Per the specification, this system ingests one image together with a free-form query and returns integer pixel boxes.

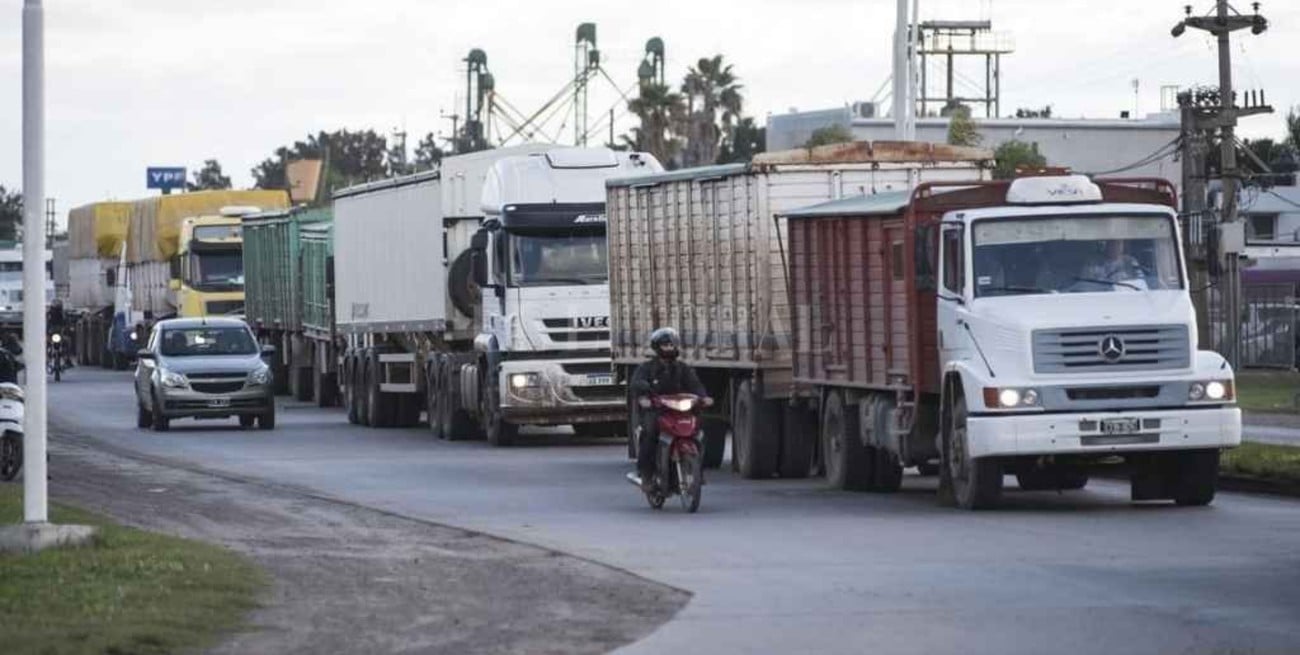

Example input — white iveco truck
[334,146,662,444]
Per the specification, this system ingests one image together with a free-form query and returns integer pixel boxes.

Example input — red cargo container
[783,176,1178,494]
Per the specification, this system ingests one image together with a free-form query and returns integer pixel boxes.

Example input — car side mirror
[261,344,276,356]
[137,349,154,360]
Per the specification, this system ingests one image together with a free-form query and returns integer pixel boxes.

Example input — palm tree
[627,83,687,168]
[681,55,744,167]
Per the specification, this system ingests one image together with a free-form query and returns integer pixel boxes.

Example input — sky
[2,0,1298,222]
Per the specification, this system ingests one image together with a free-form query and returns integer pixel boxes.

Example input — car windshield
[972,215,1182,298]
[160,327,257,357]
[508,233,608,286]
[191,251,244,290]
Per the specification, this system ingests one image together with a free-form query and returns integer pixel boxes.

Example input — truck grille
[206,300,244,316]
[572,385,623,402]
[1032,325,1189,373]
[563,362,613,375]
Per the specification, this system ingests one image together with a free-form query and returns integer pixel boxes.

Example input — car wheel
[151,389,170,432]
[239,415,256,429]
[258,406,276,430]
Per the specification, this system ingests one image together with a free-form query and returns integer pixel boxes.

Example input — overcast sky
[2,0,1298,219]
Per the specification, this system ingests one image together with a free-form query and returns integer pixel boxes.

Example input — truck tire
[1173,449,1220,506]
[778,405,816,479]
[821,391,872,491]
[448,250,480,319]
[944,395,1002,510]
[862,396,903,492]
[702,419,727,469]
[426,363,445,439]
[315,369,337,408]
[344,357,360,425]
[733,380,780,479]
[293,366,313,402]
[366,357,394,428]
[357,355,372,427]
[394,394,422,428]
[483,373,518,447]
[440,356,479,440]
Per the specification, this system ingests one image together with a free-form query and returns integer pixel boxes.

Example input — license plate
[207,398,231,409]
[585,374,613,386]
[1100,418,1140,435]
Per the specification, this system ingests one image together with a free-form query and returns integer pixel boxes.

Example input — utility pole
[22,0,48,525]
[1172,1,1271,369]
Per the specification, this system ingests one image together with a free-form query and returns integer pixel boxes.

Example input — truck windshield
[190,251,244,291]
[159,327,257,357]
[972,215,1182,298]
[508,233,608,286]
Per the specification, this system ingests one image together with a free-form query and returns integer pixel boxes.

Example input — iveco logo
[573,214,607,224]
[1098,335,1126,363]
[575,316,609,328]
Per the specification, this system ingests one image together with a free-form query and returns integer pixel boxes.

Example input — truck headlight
[983,387,1040,409]
[1190,380,1233,402]
[248,366,272,386]
[510,373,539,389]
[159,369,188,389]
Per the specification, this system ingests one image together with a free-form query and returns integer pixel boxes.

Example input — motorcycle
[0,382,24,482]
[47,332,67,382]
[625,393,707,513]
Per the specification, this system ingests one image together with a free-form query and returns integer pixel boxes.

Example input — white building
[766,106,1182,188]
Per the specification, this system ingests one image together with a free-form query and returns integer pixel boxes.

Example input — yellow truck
[69,189,289,368]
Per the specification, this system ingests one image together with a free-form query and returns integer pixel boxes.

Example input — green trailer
[242,207,335,403]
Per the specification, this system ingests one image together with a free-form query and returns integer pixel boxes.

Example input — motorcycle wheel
[645,487,665,510]
[678,451,703,513]
[1,434,21,482]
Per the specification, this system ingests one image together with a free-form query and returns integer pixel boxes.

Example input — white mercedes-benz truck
[335,146,662,445]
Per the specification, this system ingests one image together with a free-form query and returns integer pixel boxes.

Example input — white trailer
[334,146,662,444]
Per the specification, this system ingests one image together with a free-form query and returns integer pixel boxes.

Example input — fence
[1206,282,1299,369]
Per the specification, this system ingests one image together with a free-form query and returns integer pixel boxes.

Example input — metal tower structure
[638,37,665,88]
[916,20,1013,118]
[459,48,492,153]
[573,23,599,146]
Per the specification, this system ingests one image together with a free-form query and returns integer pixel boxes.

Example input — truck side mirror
[169,255,181,280]
[470,230,490,287]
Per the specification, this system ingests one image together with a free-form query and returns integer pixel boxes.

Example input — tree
[0,185,19,243]
[993,140,1047,179]
[803,124,853,148]
[252,129,391,194]
[1014,105,1053,119]
[626,82,687,168]
[413,132,445,172]
[945,103,982,147]
[718,116,766,163]
[1286,106,1300,151]
[186,159,232,191]
[680,55,744,167]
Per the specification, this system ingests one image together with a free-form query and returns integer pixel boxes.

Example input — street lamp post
[22,0,48,524]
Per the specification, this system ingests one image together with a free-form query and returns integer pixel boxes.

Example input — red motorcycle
[626,393,708,513]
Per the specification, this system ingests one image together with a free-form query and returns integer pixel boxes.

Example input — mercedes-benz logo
[1098,335,1126,363]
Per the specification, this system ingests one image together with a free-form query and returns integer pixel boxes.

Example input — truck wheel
[441,356,480,440]
[315,369,337,408]
[483,374,518,447]
[944,395,1002,509]
[872,448,904,492]
[426,363,445,439]
[778,405,816,479]
[821,391,872,491]
[366,358,393,428]
[293,366,313,402]
[344,358,360,425]
[732,380,779,479]
[357,356,373,426]
[702,419,727,469]
[1173,449,1220,506]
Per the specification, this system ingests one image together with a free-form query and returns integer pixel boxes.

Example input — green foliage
[804,124,853,149]
[186,159,232,191]
[993,140,1047,179]
[1234,371,1300,413]
[718,116,766,164]
[0,186,19,243]
[1287,106,1300,151]
[413,132,445,172]
[680,55,744,167]
[945,103,982,147]
[626,82,687,168]
[0,485,265,655]
[1221,442,1300,485]
[252,129,391,194]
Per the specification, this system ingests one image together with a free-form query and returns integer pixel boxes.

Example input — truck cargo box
[300,221,334,337]
[68,258,115,310]
[605,141,992,395]
[67,201,130,259]
[126,189,289,264]
[243,207,332,332]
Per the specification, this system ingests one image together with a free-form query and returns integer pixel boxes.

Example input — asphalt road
[49,368,1300,655]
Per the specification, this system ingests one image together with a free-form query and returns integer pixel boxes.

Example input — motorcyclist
[47,299,70,367]
[630,327,711,490]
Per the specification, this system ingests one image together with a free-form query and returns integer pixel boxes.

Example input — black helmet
[649,327,679,360]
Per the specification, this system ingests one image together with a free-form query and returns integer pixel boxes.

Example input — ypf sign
[146,167,187,192]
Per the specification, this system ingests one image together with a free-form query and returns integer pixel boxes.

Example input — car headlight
[159,369,188,389]
[1190,380,1233,402]
[248,366,272,386]
[983,387,1041,409]
[509,373,539,389]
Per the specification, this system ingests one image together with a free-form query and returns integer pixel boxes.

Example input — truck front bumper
[498,358,625,425]
[965,406,1241,459]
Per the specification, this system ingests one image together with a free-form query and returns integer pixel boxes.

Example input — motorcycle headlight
[159,369,188,389]
[248,366,272,386]
[50,333,62,344]
[129,331,139,341]
[662,397,694,412]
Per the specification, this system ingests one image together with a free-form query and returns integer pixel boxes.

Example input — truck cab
[936,175,1241,507]
[471,148,662,433]
[172,208,257,318]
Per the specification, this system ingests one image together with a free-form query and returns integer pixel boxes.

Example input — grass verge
[0,482,265,655]
[1222,442,1300,486]
[1235,371,1300,414]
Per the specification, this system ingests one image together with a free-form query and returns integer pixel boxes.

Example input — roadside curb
[1217,473,1300,499]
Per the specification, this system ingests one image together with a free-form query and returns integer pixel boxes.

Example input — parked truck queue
[70,140,1242,510]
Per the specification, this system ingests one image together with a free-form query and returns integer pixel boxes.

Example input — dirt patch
[44,434,688,655]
